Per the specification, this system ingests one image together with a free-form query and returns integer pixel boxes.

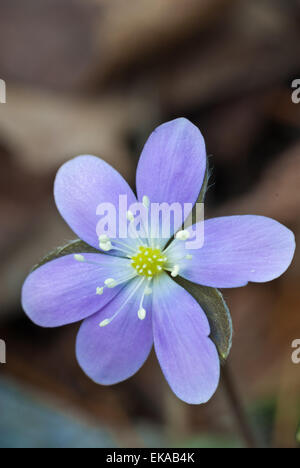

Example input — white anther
[142,195,150,209]
[74,254,85,262]
[104,278,117,288]
[138,308,146,320]
[148,270,152,276]
[186,254,193,260]
[96,287,104,295]
[157,265,162,271]
[99,234,110,242]
[100,241,112,251]
[175,230,190,241]
[144,287,152,295]
[99,319,111,327]
[171,265,180,277]
[126,210,135,222]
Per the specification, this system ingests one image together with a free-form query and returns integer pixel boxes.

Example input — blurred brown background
[0,0,300,448]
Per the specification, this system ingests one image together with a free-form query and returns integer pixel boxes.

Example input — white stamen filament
[141,194,154,247]
[127,212,148,247]
[96,271,138,299]
[99,277,145,327]
[99,235,137,257]
[74,255,104,267]
[137,279,152,320]
[111,239,136,253]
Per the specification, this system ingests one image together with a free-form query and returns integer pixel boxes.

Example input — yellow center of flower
[131,246,167,278]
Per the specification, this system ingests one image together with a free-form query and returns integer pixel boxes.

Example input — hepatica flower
[22,118,295,404]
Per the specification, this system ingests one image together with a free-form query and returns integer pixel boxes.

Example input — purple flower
[22,118,295,404]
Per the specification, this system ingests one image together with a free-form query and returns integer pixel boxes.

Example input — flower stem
[222,363,260,448]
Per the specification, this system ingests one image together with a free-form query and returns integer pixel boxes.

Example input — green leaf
[31,239,99,272]
[174,276,233,361]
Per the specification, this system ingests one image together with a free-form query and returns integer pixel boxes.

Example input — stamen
[142,195,150,209]
[175,230,190,241]
[137,279,152,320]
[171,264,180,277]
[99,241,112,251]
[73,256,105,268]
[112,240,137,254]
[99,278,145,327]
[96,287,104,295]
[99,234,137,256]
[99,319,111,327]
[138,195,152,246]
[127,213,148,246]
[138,308,146,320]
[99,234,110,242]
[74,254,85,262]
[104,278,118,288]
[126,210,135,222]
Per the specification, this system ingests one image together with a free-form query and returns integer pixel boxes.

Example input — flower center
[131,246,167,278]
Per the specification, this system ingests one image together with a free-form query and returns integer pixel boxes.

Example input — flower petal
[76,278,153,385]
[54,155,137,250]
[168,215,296,288]
[22,253,132,327]
[136,118,206,243]
[152,273,220,404]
